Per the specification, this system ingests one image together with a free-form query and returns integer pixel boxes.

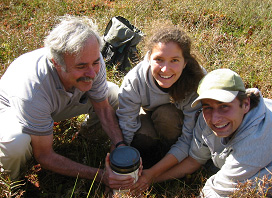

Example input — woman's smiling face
[150,42,187,88]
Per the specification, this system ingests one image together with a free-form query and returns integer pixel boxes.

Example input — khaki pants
[131,103,184,168]
[0,109,32,179]
[0,82,119,179]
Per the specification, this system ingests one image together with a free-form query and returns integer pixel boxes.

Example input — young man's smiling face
[55,37,101,92]
[201,97,250,138]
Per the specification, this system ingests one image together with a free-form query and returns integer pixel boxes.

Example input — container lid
[110,146,140,173]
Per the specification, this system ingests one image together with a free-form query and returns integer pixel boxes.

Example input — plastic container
[110,146,140,196]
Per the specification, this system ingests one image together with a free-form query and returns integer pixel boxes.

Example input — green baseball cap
[191,69,246,107]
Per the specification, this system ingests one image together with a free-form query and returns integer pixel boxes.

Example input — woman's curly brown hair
[146,22,205,102]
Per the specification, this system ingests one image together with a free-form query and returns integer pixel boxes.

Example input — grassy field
[0,0,271,197]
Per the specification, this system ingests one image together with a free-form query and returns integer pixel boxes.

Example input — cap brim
[191,90,239,108]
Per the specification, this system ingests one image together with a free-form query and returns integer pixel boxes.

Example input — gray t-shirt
[0,48,108,136]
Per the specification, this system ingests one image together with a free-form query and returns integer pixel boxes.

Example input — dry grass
[1,0,272,197]
[230,173,272,198]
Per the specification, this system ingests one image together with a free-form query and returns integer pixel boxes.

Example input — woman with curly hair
[116,22,206,168]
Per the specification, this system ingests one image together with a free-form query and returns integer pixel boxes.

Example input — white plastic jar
[110,146,140,196]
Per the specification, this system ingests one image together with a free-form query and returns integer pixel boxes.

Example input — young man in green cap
[132,68,272,197]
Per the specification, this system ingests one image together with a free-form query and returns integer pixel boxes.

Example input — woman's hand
[130,169,154,195]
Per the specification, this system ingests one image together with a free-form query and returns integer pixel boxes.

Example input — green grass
[1,0,272,197]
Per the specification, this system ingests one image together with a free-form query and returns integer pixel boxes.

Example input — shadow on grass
[23,119,110,198]
[2,117,214,198]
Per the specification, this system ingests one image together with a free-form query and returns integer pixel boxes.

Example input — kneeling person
[133,68,272,197]
[0,16,132,190]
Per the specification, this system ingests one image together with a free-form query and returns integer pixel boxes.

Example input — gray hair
[44,15,102,68]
